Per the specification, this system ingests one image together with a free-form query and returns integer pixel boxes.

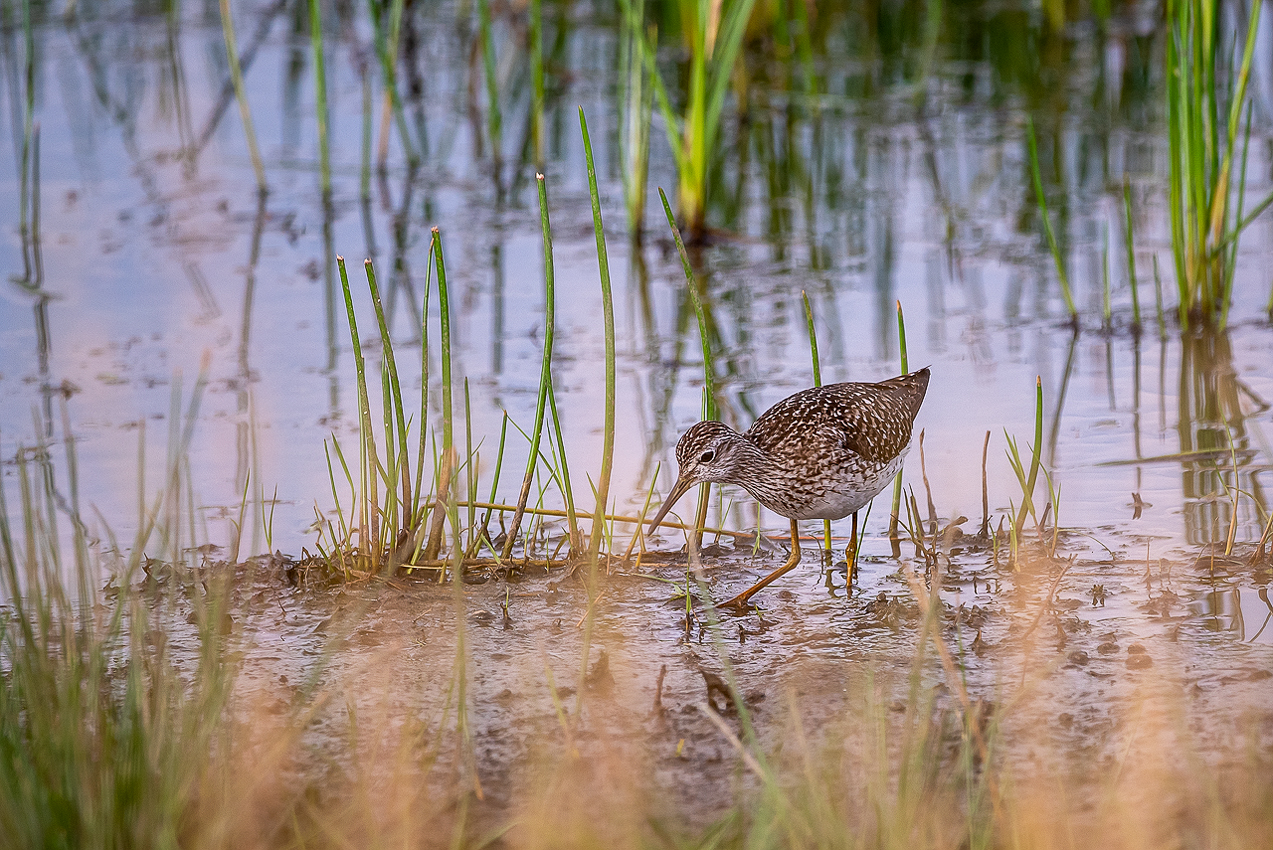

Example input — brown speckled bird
[648,367,930,611]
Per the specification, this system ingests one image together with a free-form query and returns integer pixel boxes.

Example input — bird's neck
[724,436,790,512]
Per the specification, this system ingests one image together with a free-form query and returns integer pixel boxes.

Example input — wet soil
[153,524,1273,839]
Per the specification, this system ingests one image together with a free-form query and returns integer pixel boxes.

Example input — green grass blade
[580,108,616,573]
[365,259,412,538]
[658,187,715,418]
[337,256,378,560]
[504,174,558,561]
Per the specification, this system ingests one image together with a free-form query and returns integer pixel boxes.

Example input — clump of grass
[1166,0,1267,327]
[0,380,236,848]
[638,0,759,241]
[1004,376,1062,565]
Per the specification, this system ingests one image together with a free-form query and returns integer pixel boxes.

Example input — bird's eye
[699,449,715,464]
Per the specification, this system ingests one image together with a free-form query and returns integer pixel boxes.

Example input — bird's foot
[717,591,759,615]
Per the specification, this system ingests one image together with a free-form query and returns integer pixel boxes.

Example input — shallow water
[2,0,1273,832]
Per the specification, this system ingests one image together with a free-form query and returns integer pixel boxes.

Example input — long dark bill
[646,474,697,533]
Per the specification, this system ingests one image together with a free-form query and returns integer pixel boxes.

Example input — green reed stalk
[1123,180,1141,334]
[1220,103,1255,330]
[504,175,558,561]
[642,0,758,239]
[530,0,545,165]
[307,0,331,197]
[432,229,455,553]
[659,188,716,415]
[16,0,32,280]
[480,412,509,550]
[365,260,412,540]
[464,379,477,554]
[889,301,909,547]
[1026,117,1078,325]
[413,240,435,521]
[218,0,266,193]
[29,123,41,285]
[581,109,616,573]
[546,377,580,551]
[1007,377,1045,534]
[478,0,502,161]
[337,256,378,563]
[802,291,832,556]
[660,187,714,547]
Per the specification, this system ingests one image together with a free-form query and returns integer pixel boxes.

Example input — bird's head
[647,421,747,532]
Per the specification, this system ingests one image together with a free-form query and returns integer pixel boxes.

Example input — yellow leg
[847,511,859,585]
[721,519,802,613]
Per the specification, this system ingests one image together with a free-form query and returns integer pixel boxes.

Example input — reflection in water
[0,1,1271,574]
[233,190,269,562]
[1177,330,1268,546]
[1189,584,1246,638]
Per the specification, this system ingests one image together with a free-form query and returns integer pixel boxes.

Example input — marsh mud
[141,516,1273,838]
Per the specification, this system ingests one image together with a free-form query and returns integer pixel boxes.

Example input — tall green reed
[580,108,616,576]
[889,301,909,551]
[660,187,716,547]
[432,226,457,557]
[333,256,381,570]
[530,0,546,166]
[504,173,559,561]
[802,291,832,558]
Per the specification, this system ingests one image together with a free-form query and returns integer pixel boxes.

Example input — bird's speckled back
[745,367,930,466]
